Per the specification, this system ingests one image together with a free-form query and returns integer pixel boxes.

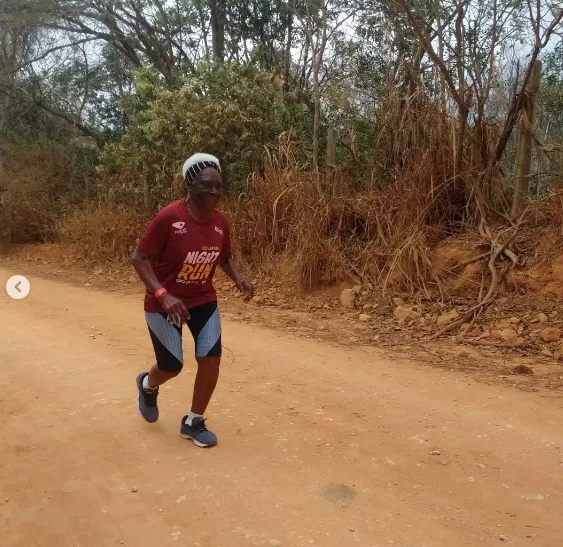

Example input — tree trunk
[511,60,541,219]
[284,1,294,88]
[311,8,328,172]
[209,0,225,62]
[453,0,466,194]
[436,11,446,111]
[326,127,336,190]
[312,60,320,171]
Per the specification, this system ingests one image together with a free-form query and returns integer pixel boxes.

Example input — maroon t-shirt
[137,199,232,312]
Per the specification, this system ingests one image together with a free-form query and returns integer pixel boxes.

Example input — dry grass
[58,204,149,265]
[0,183,59,243]
[514,188,563,266]
[49,97,534,296]
[220,92,529,295]
[0,143,87,243]
[5,89,562,301]
[226,112,487,295]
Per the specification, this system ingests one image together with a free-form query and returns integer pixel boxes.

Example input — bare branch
[389,0,465,107]
[495,8,563,162]
[1,38,96,75]
[36,97,105,146]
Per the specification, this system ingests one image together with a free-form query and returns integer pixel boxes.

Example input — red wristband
[154,288,167,298]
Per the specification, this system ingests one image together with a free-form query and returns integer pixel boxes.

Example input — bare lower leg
[191,356,220,415]
[147,364,180,388]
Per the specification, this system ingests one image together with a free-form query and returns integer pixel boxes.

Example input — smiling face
[189,167,224,212]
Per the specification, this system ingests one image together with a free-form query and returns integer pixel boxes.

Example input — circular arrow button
[6,275,31,300]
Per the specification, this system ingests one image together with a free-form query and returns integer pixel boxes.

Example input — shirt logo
[176,249,221,285]
[172,221,187,234]
[214,226,223,236]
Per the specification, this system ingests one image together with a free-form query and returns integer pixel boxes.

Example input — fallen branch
[458,339,529,348]
[449,252,489,271]
[524,109,563,155]
[348,263,372,288]
[431,211,527,340]
[503,248,518,265]
[431,316,466,339]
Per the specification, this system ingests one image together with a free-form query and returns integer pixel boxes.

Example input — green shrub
[97,63,312,209]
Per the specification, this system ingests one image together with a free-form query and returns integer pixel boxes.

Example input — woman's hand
[158,292,191,324]
[236,279,254,300]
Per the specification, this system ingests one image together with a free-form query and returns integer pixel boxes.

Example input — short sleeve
[221,216,232,257]
[137,210,169,258]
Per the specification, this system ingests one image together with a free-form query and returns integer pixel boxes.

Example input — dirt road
[0,265,562,547]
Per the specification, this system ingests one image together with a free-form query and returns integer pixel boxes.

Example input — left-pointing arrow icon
[6,275,30,300]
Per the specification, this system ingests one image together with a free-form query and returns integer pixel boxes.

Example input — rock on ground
[540,327,561,343]
[491,328,518,343]
[340,289,356,309]
[436,309,459,328]
[393,306,419,324]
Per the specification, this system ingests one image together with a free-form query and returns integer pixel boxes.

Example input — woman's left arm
[219,253,254,299]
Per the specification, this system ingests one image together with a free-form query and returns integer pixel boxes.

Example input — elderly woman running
[132,153,253,447]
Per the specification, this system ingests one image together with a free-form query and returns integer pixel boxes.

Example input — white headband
[182,153,221,186]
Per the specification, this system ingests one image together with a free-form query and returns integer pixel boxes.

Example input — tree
[98,63,298,208]
[288,0,361,169]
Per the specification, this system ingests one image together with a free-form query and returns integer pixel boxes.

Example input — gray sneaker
[179,416,217,447]
[136,372,159,423]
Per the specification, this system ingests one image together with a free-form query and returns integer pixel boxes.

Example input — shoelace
[143,388,158,406]
[192,419,208,432]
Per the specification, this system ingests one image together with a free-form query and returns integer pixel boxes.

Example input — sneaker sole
[179,432,217,448]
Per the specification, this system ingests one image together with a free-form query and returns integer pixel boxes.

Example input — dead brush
[58,204,149,264]
[512,188,563,267]
[0,184,59,243]
[225,130,458,294]
[0,143,83,243]
[529,188,563,236]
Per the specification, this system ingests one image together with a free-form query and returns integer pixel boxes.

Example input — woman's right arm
[131,246,166,295]
[132,246,191,324]
[131,234,191,324]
